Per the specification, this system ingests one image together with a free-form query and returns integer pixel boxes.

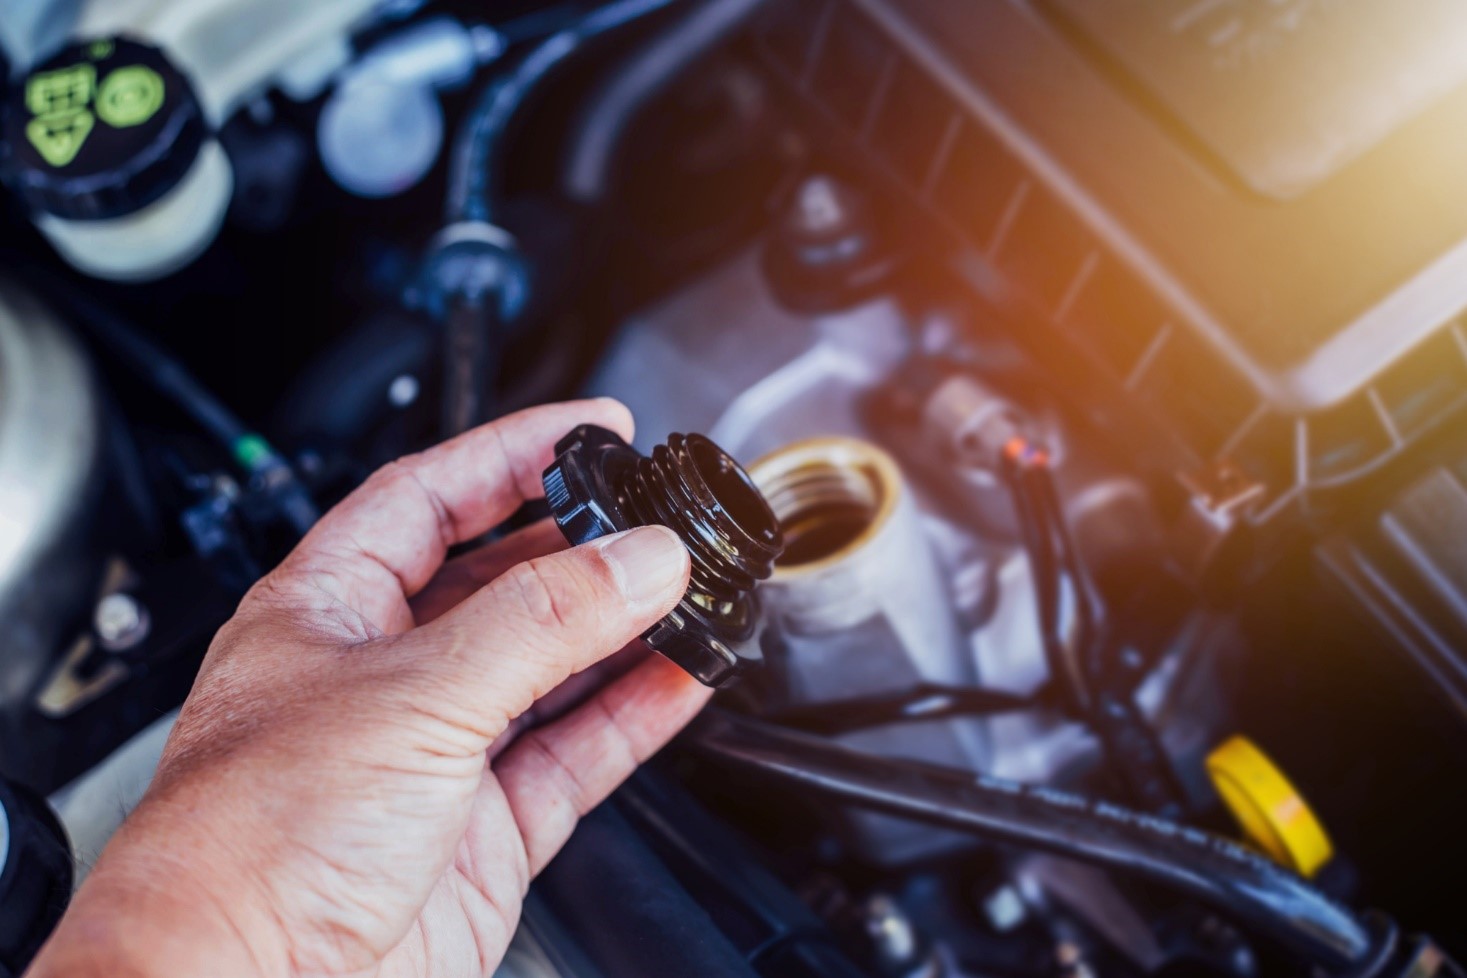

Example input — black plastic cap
[543,425,783,687]
[1,37,206,221]
[543,425,627,547]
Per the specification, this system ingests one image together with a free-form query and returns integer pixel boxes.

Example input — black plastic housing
[751,0,1467,521]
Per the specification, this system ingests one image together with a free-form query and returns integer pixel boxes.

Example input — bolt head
[791,175,851,235]
[387,374,420,407]
[94,593,150,651]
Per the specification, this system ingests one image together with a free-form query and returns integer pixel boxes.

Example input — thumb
[413,524,691,734]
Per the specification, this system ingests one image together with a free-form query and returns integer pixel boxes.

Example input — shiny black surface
[692,709,1382,973]
[544,424,783,685]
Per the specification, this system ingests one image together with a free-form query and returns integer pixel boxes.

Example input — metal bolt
[862,894,919,966]
[980,885,1027,933]
[792,175,849,235]
[94,593,150,652]
[388,373,420,407]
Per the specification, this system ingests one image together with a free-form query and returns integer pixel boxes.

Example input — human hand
[29,399,709,978]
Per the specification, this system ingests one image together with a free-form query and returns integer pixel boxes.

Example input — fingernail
[601,525,689,603]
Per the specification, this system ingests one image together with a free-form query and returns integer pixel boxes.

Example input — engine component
[752,0,1467,524]
[761,174,898,314]
[691,709,1391,977]
[318,16,505,199]
[319,79,443,201]
[419,221,529,437]
[560,0,771,206]
[750,438,956,644]
[425,0,681,435]
[587,248,912,461]
[443,0,683,229]
[91,593,150,655]
[531,769,873,978]
[544,425,784,686]
[0,37,231,282]
[70,0,379,117]
[1320,460,1467,721]
[747,436,987,862]
[0,280,102,737]
[1206,735,1334,881]
[43,285,318,535]
[0,775,73,977]
[587,239,1237,796]
[1,0,388,280]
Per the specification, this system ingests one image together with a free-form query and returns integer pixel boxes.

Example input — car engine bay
[0,0,1465,975]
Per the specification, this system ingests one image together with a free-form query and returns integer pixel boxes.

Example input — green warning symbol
[24,63,98,167]
[96,66,165,128]
[25,63,96,117]
[26,111,96,167]
[19,58,166,167]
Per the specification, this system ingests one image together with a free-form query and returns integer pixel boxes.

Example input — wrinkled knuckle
[367,457,416,495]
[520,730,592,813]
[500,559,582,635]
[239,569,293,613]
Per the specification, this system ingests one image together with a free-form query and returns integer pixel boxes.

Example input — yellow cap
[1206,735,1333,878]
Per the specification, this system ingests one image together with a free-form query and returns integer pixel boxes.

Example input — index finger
[259,398,633,635]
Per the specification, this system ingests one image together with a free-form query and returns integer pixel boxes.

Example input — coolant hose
[444,0,684,226]
[561,0,769,204]
[689,709,1384,974]
[440,295,501,437]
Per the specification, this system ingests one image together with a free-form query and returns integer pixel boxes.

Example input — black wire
[444,0,685,226]
[1005,451,1095,714]
[58,288,250,449]
[689,709,1383,975]
[1001,441,1187,814]
[1030,461,1104,673]
[39,281,319,535]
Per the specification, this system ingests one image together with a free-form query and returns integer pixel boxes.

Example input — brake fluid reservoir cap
[2,37,205,221]
[1206,735,1334,879]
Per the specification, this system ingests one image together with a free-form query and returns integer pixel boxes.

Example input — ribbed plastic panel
[751,0,1467,524]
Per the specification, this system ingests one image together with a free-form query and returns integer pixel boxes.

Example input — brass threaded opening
[747,438,901,574]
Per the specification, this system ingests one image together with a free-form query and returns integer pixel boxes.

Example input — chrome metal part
[0,281,102,721]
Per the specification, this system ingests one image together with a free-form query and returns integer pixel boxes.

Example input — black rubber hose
[1009,464,1086,713]
[561,0,769,204]
[59,290,249,448]
[444,0,684,226]
[689,709,1380,974]
[42,284,319,534]
[440,295,501,437]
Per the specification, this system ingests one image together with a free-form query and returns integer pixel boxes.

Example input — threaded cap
[543,425,783,686]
